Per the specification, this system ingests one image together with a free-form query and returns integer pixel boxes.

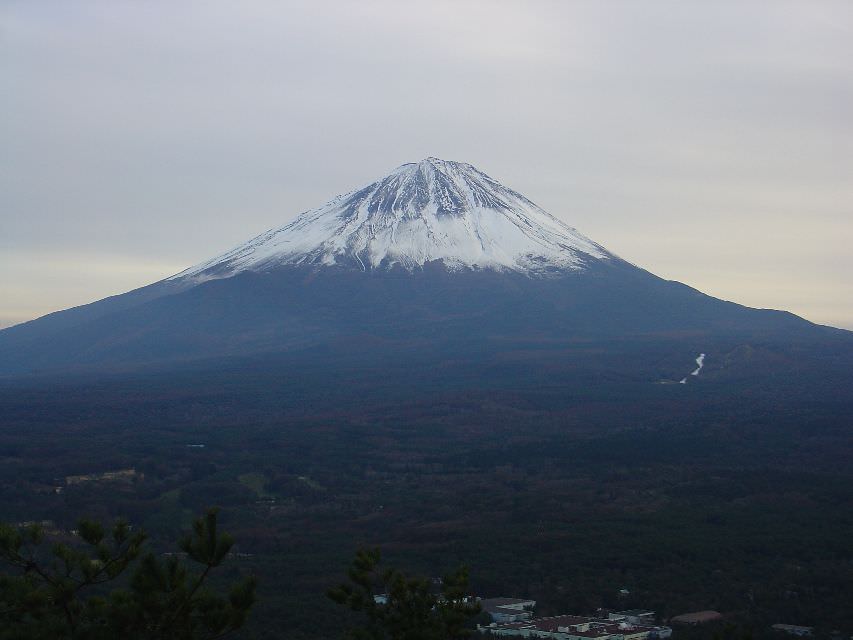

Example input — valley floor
[1,343,851,639]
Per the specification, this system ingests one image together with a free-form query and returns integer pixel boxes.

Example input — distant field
[1,344,851,639]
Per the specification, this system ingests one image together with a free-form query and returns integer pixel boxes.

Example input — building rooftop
[490,614,661,637]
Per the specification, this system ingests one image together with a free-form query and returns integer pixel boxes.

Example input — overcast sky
[2,0,852,329]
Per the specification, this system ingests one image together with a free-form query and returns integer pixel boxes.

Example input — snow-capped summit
[171,158,614,281]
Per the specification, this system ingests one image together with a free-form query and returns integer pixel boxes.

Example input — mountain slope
[0,158,846,375]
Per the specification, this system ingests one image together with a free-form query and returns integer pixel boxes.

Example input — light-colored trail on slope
[679,353,706,384]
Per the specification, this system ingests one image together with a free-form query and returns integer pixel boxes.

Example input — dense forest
[1,338,851,638]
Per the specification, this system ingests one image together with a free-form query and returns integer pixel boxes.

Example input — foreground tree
[0,508,256,640]
[328,548,480,640]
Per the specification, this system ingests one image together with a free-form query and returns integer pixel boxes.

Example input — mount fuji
[0,158,847,375]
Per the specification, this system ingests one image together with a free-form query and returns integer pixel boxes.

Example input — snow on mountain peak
[171,158,615,281]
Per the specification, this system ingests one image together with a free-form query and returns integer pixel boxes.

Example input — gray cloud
[2,0,852,328]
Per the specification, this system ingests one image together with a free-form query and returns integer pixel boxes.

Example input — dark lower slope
[0,278,190,358]
[0,260,846,375]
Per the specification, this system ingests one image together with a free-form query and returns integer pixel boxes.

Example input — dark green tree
[0,508,255,640]
[328,548,480,640]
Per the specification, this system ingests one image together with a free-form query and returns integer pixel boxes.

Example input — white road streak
[679,353,706,384]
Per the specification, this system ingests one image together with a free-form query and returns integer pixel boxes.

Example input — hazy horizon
[3,1,852,330]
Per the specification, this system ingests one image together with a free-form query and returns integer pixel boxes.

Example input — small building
[610,611,656,626]
[480,613,670,640]
[480,598,537,623]
[772,624,814,637]
[670,611,722,625]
